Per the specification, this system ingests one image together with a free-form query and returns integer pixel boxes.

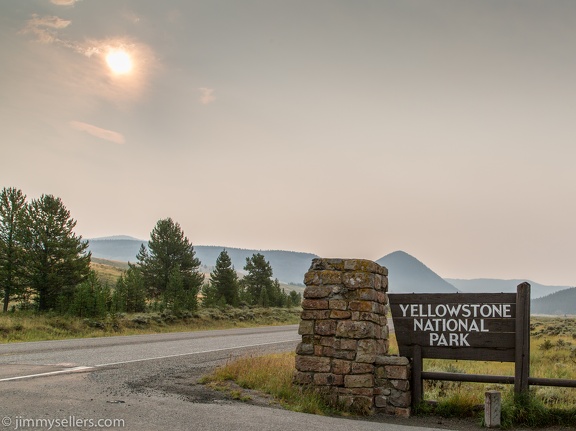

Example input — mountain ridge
[446,278,570,299]
[87,237,573,313]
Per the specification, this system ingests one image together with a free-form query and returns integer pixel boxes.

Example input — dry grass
[203,316,576,427]
[0,307,301,343]
[408,316,576,411]
[202,352,335,415]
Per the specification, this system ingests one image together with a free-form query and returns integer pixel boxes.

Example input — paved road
[0,325,301,381]
[0,325,451,431]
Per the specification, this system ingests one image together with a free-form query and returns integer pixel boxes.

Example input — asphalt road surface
[0,325,452,431]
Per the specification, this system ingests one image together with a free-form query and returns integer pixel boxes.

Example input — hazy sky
[2,1,575,285]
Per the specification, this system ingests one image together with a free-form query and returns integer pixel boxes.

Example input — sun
[106,49,133,75]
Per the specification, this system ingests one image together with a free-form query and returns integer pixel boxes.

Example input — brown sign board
[389,293,517,362]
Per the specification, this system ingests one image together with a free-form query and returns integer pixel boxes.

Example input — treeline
[0,187,301,317]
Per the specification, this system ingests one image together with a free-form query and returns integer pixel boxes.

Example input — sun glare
[106,49,133,75]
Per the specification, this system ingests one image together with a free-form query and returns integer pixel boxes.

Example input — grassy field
[90,258,129,285]
[0,307,301,343]
[203,316,576,428]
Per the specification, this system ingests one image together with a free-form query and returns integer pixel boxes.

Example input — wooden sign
[389,292,517,362]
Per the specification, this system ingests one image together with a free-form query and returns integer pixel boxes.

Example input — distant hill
[193,246,318,285]
[90,257,129,286]
[88,237,317,285]
[446,278,570,299]
[88,238,146,262]
[532,287,576,315]
[376,251,459,293]
[88,237,454,289]
[89,237,568,302]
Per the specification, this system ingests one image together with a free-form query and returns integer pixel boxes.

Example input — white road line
[94,339,299,367]
[0,339,299,382]
[0,366,93,382]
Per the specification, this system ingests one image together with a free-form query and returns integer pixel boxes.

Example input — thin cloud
[199,87,216,105]
[70,121,125,144]
[51,0,79,5]
[21,14,71,44]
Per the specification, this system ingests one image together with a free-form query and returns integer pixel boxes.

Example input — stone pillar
[294,258,390,414]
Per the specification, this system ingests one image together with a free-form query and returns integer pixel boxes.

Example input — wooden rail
[421,371,576,388]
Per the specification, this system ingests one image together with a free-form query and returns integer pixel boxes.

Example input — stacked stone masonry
[294,258,411,416]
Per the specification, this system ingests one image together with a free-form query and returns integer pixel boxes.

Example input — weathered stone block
[343,259,385,275]
[303,271,321,286]
[339,338,358,351]
[378,356,410,366]
[351,311,381,324]
[373,386,392,396]
[304,285,333,299]
[337,388,374,397]
[304,270,343,286]
[328,299,347,310]
[293,371,313,385]
[355,289,379,301]
[376,340,388,356]
[296,342,314,355]
[301,299,329,310]
[342,272,375,289]
[319,336,336,347]
[295,355,331,373]
[356,339,378,363]
[389,390,411,408]
[390,379,410,391]
[322,346,336,357]
[315,319,336,336]
[298,320,314,335]
[336,321,377,339]
[344,374,374,388]
[381,276,389,290]
[314,373,341,386]
[385,365,410,380]
[377,292,388,304]
[374,395,388,408]
[301,310,331,320]
[348,301,374,312]
[351,362,374,374]
[310,258,345,272]
[332,350,356,360]
[332,359,351,375]
[330,310,352,319]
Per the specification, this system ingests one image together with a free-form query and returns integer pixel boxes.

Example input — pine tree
[0,187,27,312]
[200,281,219,307]
[123,266,147,312]
[241,253,274,307]
[67,271,110,318]
[23,195,91,311]
[289,290,302,307]
[112,266,146,313]
[135,218,202,309]
[209,249,239,307]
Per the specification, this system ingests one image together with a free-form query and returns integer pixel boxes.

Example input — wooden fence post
[514,282,530,395]
[412,344,423,407]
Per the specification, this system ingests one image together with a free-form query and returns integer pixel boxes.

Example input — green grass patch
[0,307,301,343]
